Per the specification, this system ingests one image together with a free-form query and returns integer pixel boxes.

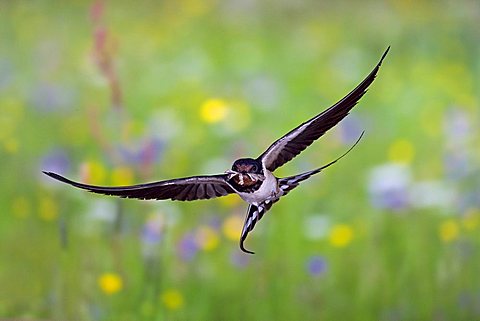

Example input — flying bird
[44,47,389,254]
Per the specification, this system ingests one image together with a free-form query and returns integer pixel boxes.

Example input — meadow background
[1,0,480,320]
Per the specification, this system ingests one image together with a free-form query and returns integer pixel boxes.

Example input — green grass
[1,0,480,320]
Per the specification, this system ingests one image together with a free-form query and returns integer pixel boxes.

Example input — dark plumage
[43,172,235,201]
[44,47,390,254]
[258,46,390,172]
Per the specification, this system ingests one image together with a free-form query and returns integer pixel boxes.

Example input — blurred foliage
[1,0,480,320]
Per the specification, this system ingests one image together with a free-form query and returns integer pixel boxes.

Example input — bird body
[44,47,390,254]
[233,166,280,205]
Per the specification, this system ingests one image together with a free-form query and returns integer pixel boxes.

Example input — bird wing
[258,47,389,172]
[240,133,364,254]
[43,171,236,201]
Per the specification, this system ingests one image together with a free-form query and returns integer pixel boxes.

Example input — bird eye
[252,165,257,172]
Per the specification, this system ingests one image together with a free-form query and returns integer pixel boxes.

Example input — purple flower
[30,83,75,113]
[141,215,164,245]
[207,216,222,231]
[339,115,364,144]
[230,251,250,268]
[444,149,470,180]
[377,189,409,210]
[457,290,480,315]
[118,137,164,166]
[443,107,471,144]
[41,149,71,175]
[368,164,411,211]
[141,214,165,260]
[458,292,472,310]
[0,57,13,91]
[307,256,327,276]
[139,138,164,165]
[443,107,472,180]
[177,232,198,262]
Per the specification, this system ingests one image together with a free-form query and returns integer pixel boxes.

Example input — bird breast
[231,173,264,187]
[236,170,280,204]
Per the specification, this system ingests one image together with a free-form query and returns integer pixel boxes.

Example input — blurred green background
[1,0,480,320]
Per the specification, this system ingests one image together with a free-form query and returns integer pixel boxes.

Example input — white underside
[237,169,282,205]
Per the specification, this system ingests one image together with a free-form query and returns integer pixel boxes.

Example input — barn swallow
[44,47,389,254]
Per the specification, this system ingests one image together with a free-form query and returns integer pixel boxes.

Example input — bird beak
[224,169,237,179]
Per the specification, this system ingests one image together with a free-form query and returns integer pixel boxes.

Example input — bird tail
[278,131,364,193]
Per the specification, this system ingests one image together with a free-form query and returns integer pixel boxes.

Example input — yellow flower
[388,139,415,164]
[420,110,441,137]
[81,160,106,185]
[439,220,459,242]
[195,226,219,251]
[11,196,30,219]
[4,138,19,154]
[98,273,123,295]
[219,194,241,208]
[182,0,210,16]
[0,98,23,142]
[39,197,58,221]
[111,166,134,186]
[329,224,354,247]
[462,209,480,231]
[222,215,243,241]
[200,98,229,123]
[161,289,184,310]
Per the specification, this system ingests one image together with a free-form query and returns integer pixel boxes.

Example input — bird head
[229,158,263,175]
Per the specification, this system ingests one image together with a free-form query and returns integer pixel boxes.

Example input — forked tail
[278,131,365,193]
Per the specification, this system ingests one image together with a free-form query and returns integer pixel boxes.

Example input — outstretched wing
[258,47,389,172]
[240,133,364,253]
[43,171,236,201]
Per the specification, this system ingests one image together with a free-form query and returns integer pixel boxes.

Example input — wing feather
[258,47,389,172]
[43,171,235,201]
